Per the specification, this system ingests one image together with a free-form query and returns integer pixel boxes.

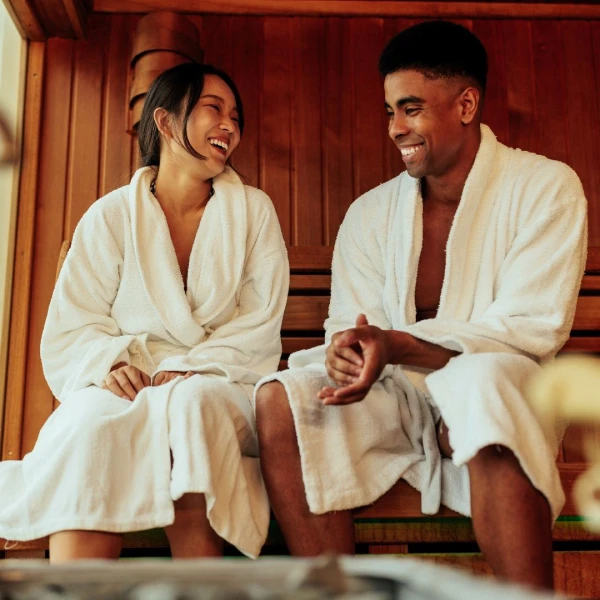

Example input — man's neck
[422,125,481,205]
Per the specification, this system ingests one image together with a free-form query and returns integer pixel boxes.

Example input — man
[255,21,587,591]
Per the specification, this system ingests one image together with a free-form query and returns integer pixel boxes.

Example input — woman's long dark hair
[138,63,245,167]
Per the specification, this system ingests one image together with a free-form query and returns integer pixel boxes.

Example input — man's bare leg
[49,531,122,563]
[256,382,355,555]
[164,493,223,558]
[439,422,553,590]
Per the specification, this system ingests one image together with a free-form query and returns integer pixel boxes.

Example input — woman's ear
[153,107,172,138]
[459,86,480,125]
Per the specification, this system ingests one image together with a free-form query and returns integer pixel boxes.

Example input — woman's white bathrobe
[259,125,587,521]
[0,166,289,558]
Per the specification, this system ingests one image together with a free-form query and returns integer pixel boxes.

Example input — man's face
[384,69,472,180]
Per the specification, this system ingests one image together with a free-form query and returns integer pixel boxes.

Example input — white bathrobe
[259,125,587,521]
[0,166,289,558]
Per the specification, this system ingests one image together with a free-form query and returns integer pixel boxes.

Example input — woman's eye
[208,104,220,111]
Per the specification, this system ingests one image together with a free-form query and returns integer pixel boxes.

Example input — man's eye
[386,112,394,119]
[406,108,420,116]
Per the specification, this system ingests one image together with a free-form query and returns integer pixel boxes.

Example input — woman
[0,63,289,561]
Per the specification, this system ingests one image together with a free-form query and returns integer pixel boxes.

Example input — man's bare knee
[255,381,295,446]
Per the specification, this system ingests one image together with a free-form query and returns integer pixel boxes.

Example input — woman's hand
[153,371,195,386]
[102,362,151,401]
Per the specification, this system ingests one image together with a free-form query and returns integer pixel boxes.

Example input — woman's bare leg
[49,531,122,563]
[164,493,223,558]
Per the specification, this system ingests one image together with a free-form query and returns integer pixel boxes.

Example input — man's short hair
[378,21,488,93]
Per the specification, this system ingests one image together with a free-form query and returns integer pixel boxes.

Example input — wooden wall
[4,13,600,458]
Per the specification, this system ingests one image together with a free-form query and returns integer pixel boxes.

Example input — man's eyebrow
[384,95,426,109]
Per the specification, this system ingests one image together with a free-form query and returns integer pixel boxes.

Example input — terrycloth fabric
[258,125,587,520]
[0,166,289,558]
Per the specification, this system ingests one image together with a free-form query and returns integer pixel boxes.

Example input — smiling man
[255,21,587,590]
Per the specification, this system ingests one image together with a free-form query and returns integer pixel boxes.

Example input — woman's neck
[151,157,214,218]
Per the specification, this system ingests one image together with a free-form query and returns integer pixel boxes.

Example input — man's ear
[153,107,172,138]
[459,86,480,125]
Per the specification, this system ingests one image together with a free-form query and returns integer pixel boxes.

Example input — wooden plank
[290,274,331,291]
[473,20,509,146]
[581,275,600,292]
[351,17,386,199]
[20,38,74,457]
[230,16,261,188]
[531,20,568,164]
[288,246,333,272]
[261,17,292,244]
[587,248,600,273]
[322,18,355,245]
[291,17,324,247]
[92,1,600,20]
[2,42,45,461]
[503,20,537,154]
[282,295,330,330]
[282,337,324,354]
[3,0,46,40]
[64,14,107,236]
[99,14,136,197]
[562,21,600,249]
[572,296,600,331]
[560,337,600,354]
[201,15,233,73]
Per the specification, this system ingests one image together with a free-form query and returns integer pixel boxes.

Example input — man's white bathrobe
[259,125,587,521]
[0,166,289,558]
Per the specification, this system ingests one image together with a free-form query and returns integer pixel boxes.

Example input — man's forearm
[386,330,460,370]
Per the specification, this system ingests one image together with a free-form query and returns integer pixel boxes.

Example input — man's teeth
[400,145,422,156]
[209,139,228,151]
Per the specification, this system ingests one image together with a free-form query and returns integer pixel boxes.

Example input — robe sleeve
[153,198,289,383]
[408,182,588,362]
[40,199,137,400]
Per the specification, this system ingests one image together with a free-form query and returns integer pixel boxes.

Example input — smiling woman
[0,62,289,562]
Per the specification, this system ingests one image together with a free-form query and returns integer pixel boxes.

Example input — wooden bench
[3,245,600,595]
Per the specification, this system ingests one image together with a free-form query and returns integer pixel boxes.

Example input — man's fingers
[140,371,151,387]
[355,313,369,327]
[335,346,363,367]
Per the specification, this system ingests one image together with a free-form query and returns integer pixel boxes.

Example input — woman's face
[166,74,242,178]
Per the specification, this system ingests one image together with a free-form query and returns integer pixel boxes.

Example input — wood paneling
[6,14,600,460]
[92,1,600,20]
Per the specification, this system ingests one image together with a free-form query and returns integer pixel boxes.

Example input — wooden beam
[3,0,89,39]
[2,0,46,41]
[93,0,600,20]
[2,42,45,460]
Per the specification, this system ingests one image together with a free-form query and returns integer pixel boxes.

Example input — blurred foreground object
[0,106,16,166]
[0,556,559,600]
[528,355,600,531]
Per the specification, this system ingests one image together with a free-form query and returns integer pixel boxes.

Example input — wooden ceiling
[3,0,600,40]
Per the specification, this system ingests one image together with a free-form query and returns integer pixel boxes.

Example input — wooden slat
[290,274,331,291]
[504,20,537,155]
[351,18,386,199]
[21,38,74,457]
[572,296,600,331]
[292,17,324,246]
[2,42,46,461]
[99,14,136,197]
[562,21,600,249]
[282,337,324,354]
[560,337,600,354]
[288,246,333,272]
[581,275,600,292]
[282,295,330,330]
[323,18,355,245]
[3,0,46,40]
[473,20,509,146]
[587,248,600,273]
[261,17,292,244]
[229,16,261,188]
[93,1,600,20]
[531,20,568,164]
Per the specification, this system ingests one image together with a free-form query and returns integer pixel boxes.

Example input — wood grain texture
[92,1,600,20]
[2,42,46,461]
